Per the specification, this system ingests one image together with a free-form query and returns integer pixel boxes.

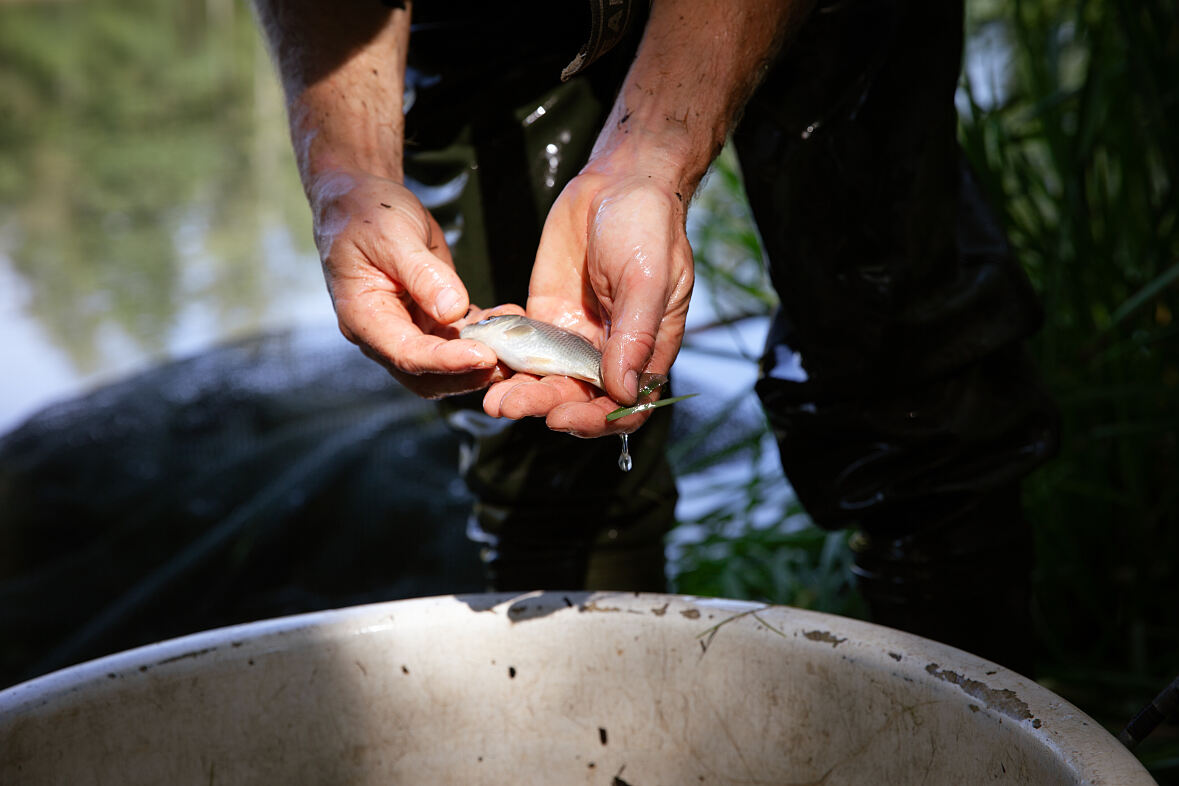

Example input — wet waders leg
[734,0,1059,673]
[445,403,677,593]
[850,484,1037,675]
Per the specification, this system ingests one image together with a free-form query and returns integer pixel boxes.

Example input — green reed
[960,0,1178,773]
[673,1,1178,774]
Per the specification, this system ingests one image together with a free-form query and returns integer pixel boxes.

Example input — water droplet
[617,433,633,472]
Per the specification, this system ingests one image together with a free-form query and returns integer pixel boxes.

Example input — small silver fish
[460,314,603,388]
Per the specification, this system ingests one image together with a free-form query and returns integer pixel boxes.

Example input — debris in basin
[925,663,1038,726]
[803,630,847,647]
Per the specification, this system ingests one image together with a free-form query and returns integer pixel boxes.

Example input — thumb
[381,222,469,324]
[600,292,660,405]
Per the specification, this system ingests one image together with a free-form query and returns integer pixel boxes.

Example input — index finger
[546,397,654,437]
[367,217,471,325]
[333,284,498,375]
[483,374,597,419]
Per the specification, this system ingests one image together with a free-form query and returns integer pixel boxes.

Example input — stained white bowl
[0,592,1156,785]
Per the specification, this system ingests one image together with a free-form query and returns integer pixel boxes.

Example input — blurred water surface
[0,0,332,434]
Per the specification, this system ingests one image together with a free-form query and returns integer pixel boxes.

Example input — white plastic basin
[0,592,1156,784]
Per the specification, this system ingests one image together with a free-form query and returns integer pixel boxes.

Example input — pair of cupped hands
[310,160,694,438]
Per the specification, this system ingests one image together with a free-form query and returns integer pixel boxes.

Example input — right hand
[479,155,694,438]
[308,169,521,398]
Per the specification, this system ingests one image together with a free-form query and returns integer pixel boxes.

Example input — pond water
[0,0,335,434]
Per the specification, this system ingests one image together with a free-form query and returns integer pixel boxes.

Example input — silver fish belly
[460,315,603,388]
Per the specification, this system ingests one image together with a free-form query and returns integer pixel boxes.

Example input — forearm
[252,0,410,189]
[590,0,811,197]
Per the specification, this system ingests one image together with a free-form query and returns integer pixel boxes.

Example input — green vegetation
[674,0,1178,778]
[962,0,1178,775]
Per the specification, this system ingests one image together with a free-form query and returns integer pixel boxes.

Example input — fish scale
[460,314,685,473]
[460,315,603,388]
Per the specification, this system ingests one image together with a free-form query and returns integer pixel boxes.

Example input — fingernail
[434,287,460,319]
[624,369,638,402]
[470,345,495,367]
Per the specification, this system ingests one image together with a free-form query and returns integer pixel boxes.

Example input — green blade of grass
[1105,261,1179,331]
[606,393,698,422]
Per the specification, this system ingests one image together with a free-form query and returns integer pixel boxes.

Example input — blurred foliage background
[0,0,1175,780]
[963,0,1178,776]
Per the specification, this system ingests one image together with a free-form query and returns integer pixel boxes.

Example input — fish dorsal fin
[505,324,535,339]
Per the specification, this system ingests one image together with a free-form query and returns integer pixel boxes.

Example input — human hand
[309,169,523,398]
[481,160,694,438]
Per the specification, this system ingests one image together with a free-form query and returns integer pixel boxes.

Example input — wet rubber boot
[850,483,1037,676]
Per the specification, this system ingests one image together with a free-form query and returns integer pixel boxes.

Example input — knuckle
[335,316,361,347]
[404,255,445,297]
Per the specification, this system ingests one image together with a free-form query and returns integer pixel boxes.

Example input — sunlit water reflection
[0,1,333,433]
[0,237,334,435]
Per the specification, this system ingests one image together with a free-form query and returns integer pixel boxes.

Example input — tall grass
[673,0,1178,775]
[961,0,1177,675]
[960,0,1178,775]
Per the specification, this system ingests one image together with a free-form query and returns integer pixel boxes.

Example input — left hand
[309,169,523,399]
[480,157,694,438]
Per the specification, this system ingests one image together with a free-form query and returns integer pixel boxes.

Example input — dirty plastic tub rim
[0,592,1157,785]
